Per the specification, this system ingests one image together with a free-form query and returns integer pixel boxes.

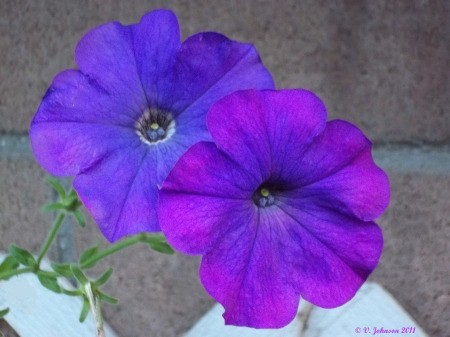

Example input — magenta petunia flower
[30,10,274,241]
[159,89,390,328]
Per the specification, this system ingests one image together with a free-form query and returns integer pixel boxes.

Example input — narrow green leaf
[81,258,98,270]
[46,176,66,198]
[38,274,62,294]
[139,234,160,244]
[92,268,113,288]
[149,241,174,254]
[79,298,90,323]
[70,264,88,285]
[62,288,83,297]
[41,202,66,213]
[97,291,119,305]
[68,189,77,198]
[79,245,100,265]
[0,307,9,318]
[146,236,175,255]
[8,245,36,267]
[51,262,73,277]
[0,256,20,274]
[72,209,86,228]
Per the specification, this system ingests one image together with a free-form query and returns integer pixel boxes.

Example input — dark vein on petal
[129,24,154,112]
[225,207,261,317]
[111,147,149,240]
[215,146,263,188]
[163,190,250,201]
[295,142,371,190]
[275,204,366,279]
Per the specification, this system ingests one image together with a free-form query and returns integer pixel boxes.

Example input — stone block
[372,171,450,337]
[1,0,448,143]
[0,157,51,253]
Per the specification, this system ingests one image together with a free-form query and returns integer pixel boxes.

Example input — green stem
[0,266,60,281]
[37,212,65,266]
[81,233,148,268]
[0,267,33,280]
[85,283,106,337]
[36,269,59,278]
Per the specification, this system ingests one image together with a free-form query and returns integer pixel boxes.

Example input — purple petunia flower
[29,10,274,241]
[159,89,390,328]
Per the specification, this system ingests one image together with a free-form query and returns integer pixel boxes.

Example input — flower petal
[170,33,275,145]
[73,145,159,241]
[283,120,390,221]
[30,70,139,176]
[199,208,301,328]
[162,142,258,198]
[273,202,383,308]
[172,33,274,113]
[159,142,258,253]
[206,90,327,182]
[75,20,148,115]
[131,10,181,107]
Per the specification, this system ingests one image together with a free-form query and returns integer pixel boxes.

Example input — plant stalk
[80,233,148,268]
[0,267,33,280]
[85,282,106,337]
[37,212,66,266]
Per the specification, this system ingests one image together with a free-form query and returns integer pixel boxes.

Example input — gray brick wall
[1,1,449,336]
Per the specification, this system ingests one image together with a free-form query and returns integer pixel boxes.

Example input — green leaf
[0,307,9,318]
[63,190,82,212]
[46,176,66,199]
[146,236,175,255]
[97,291,119,305]
[0,256,20,274]
[79,244,100,265]
[68,189,77,198]
[62,288,83,297]
[37,274,62,294]
[81,258,98,270]
[41,202,66,213]
[62,196,79,210]
[70,264,88,285]
[79,298,90,323]
[92,268,113,288]
[8,245,36,267]
[51,262,73,278]
[72,209,86,228]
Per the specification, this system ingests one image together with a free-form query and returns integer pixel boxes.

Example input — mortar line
[0,133,449,174]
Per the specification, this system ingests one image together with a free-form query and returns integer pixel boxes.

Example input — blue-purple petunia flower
[159,89,390,328]
[29,10,274,241]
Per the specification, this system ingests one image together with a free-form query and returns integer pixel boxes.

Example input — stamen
[260,188,270,197]
[253,187,275,208]
[135,108,176,145]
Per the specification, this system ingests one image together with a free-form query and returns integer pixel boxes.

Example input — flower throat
[136,108,175,145]
[253,187,275,208]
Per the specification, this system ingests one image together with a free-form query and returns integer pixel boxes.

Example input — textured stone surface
[1,0,449,143]
[372,172,450,337]
[0,157,51,254]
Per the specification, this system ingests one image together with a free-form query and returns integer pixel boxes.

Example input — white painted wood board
[0,254,119,337]
[185,282,429,337]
